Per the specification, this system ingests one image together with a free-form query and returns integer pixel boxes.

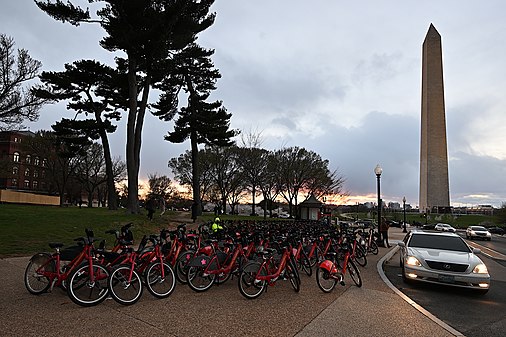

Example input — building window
[13,152,20,162]
[25,168,30,177]
[34,157,40,166]
[33,181,38,189]
[26,155,31,164]
[12,166,18,175]
[11,178,17,187]
[24,180,30,188]
[40,181,46,189]
[42,158,48,167]
[14,137,20,143]
[41,170,46,178]
[33,170,39,178]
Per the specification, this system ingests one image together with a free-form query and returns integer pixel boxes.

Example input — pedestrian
[211,217,224,238]
[146,196,156,221]
[380,216,391,248]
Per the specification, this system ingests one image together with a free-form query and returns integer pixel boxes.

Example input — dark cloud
[4,0,506,207]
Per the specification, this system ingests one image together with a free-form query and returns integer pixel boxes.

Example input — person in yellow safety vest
[211,217,223,233]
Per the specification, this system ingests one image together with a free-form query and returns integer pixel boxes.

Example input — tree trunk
[96,112,117,210]
[126,56,139,214]
[190,131,202,220]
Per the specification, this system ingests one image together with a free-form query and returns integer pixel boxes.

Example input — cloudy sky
[2,0,506,208]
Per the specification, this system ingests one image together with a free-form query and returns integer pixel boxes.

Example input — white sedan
[466,226,492,241]
[434,223,456,232]
[398,230,490,294]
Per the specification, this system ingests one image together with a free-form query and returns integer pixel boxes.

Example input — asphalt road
[384,241,506,337]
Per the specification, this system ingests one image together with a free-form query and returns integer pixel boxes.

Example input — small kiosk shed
[299,194,322,220]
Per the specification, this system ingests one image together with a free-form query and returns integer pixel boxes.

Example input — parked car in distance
[387,220,401,228]
[434,223,456,233]
[487,226,505,235]
[466,226,492,241]
[422,223,436,230]
[398,230,490,294]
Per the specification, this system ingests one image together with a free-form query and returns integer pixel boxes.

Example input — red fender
[319,259,337,273]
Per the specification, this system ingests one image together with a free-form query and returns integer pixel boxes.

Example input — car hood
[407,247,481,265]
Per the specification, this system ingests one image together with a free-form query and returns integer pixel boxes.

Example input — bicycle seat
[49,242,64,249]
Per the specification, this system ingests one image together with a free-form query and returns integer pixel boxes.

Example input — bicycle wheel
[67,262,109,307]
[145,261,176,298]
[286,259,300,292]
[299,251,312,277]
[347,260,362,287]
[316,265,337,293]
[187,265,215,292]
[238,261,266,299]
[354,246,367,267]
[305,246,319,268]
[369,240,379,255]
[175,250,194,284]
[108,264,143,305]
[24,253,53,295]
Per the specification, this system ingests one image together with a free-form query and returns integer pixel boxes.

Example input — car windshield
[408,234,470,252]
[471,226,487,231]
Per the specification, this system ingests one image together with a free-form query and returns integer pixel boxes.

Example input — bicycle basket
[60,245,82,261]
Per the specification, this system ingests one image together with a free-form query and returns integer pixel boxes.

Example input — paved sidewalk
[0,227,461,336]
[296,227,460,337]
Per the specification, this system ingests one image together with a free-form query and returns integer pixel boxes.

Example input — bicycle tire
[175,250,194,284]
[316,265,337,293]
[24,253,53,295]
[145,261,176,298]
[287,259,300,292]
[369,240,379,255]
[187,265,215,292]
[297,250,312,277]
[238,261,266,299]
[354,246,367,267]
[347,260,362,287]
[108,264,143,305]
[67,262,109,307]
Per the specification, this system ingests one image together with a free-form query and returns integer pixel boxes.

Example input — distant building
[0,130,59,205]
[0,130,49,192]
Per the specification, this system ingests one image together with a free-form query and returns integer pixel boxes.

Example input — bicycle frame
[255,248,291,284]
[34,241,93,290]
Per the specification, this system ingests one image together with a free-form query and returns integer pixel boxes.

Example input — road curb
[377,246,465,337]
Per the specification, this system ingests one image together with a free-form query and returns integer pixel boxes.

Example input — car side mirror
[472,248,481,255]
[397,242,405,248]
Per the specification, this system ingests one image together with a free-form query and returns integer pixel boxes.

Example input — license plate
[438,274,455,283]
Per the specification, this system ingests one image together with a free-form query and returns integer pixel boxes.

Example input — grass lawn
[0,204,191,257]
[0,204,271,258]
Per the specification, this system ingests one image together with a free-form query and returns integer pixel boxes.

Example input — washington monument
[419,24,450,213]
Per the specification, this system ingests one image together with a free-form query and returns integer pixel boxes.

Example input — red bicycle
[238,239,300,299]
[24,228,110,307]
[316,237,363,293]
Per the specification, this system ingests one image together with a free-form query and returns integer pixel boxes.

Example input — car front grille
[425,260,469,272]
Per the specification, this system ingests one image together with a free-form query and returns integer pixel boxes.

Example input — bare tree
[0,34,46,130]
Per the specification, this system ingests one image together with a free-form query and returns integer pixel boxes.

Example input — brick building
[0,130,49,193]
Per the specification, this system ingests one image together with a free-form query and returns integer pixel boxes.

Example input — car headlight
[406,256,421,266]
[473,263,488,274]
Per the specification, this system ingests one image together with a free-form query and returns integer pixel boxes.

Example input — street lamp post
[402,196,407,233]
[374,164,382,238]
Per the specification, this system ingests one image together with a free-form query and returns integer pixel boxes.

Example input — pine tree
[154,44,237,220]
[36,0,217,213]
